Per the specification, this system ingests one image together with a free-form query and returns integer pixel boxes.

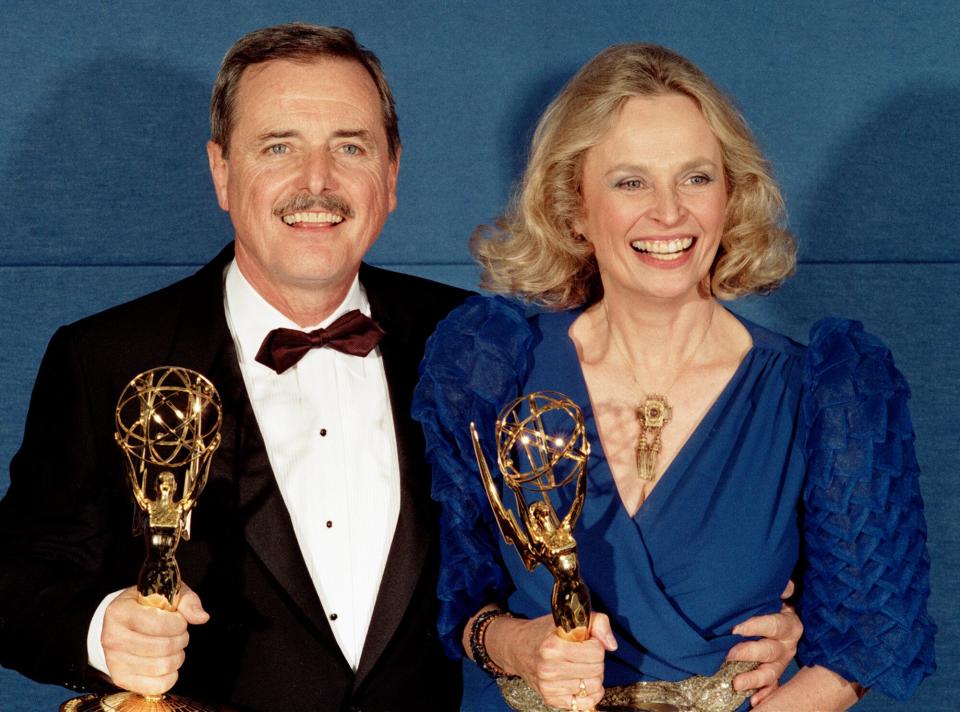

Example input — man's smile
[281,211,345,226]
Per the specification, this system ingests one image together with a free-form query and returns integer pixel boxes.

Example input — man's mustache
[273,193,355,219]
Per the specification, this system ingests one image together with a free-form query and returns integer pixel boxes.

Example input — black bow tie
[255,309,385,374]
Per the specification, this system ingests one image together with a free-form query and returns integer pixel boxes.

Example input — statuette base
[61,691,217,712]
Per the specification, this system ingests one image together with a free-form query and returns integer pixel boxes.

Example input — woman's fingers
[588,611,618,651]
[532,619,607,709]
[538,672,605,710]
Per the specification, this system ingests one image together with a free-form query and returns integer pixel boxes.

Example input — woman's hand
[484,611,617,710]
[726,580,802,706]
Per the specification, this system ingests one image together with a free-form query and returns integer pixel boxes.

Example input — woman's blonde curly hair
[472,43,795,309]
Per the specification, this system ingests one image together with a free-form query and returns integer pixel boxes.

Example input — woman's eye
[618,179,644,190]
[688,174,712,186]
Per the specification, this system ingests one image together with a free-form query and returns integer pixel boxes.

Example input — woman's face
[574,93,728,305]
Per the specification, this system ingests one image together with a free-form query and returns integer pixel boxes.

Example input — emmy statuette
[471,391,592,641]
[472,392,689,712]
[471,391,596,711]
[61,367,222,712]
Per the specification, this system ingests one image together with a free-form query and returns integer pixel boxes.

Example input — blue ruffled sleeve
[412,295,536,659]
[797,318,936,700]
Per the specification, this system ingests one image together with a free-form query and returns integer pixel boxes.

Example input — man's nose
[300,150,338,194]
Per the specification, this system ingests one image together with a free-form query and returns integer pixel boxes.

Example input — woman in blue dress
[414,44,935,711]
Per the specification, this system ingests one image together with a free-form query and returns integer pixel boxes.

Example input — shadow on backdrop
[0,54,230,267]
[795,84,960,264]
[499,65,579,189]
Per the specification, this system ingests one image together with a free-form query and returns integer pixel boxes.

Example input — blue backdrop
[1,2,956,710]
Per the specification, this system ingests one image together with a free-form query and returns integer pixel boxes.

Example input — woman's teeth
[631,237,694,261]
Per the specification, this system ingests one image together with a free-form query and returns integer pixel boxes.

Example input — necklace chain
[603,300,716,480]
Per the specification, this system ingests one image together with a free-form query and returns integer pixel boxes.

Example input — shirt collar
[223,260,372,377]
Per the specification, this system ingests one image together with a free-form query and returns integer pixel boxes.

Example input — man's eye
[341,144,362,156]
[267,144,288,155]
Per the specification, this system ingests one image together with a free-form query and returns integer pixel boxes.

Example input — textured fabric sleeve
[412,295,535,659]
[797,317,936,700]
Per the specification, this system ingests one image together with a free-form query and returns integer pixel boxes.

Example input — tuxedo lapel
[165,245,341,650]
[354,265,432,684]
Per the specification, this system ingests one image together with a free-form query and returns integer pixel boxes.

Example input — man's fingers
[732,610,801,642]
[108,647,186,677]
[732,662,778,692]
[732,613,783,639]
[727,638,782,665]
[100,583,201,696]
[104,643,185,697]
[101,624,190,658]
[177,584,210,625]
[105,593,187,640]
[110,667,180,697]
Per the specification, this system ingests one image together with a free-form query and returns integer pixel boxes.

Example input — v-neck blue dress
[412,296,935,708]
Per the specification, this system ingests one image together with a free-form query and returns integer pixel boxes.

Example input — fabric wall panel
[0,265,197,500]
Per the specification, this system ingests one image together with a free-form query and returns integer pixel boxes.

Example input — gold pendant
[635,395,671,481]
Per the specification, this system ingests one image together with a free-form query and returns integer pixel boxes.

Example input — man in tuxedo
[0,23,466,711]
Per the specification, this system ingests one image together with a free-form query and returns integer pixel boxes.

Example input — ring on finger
[570,695,579,712]
[578,678,587,697]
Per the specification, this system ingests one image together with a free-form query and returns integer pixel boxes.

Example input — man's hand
[752,665,864,711]
[101,584,209,696]
[727,581,802,706]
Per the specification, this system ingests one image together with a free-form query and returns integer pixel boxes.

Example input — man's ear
[386,147,401,213]
[206,140,230,211]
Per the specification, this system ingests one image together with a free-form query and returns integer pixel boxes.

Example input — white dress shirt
[87,261,400,674]
[224,261,400,670]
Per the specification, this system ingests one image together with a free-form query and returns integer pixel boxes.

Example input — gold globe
[115,366,222,510]
[494,390,589,494]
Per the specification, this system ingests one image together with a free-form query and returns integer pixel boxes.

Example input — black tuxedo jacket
[0,244,469,711]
